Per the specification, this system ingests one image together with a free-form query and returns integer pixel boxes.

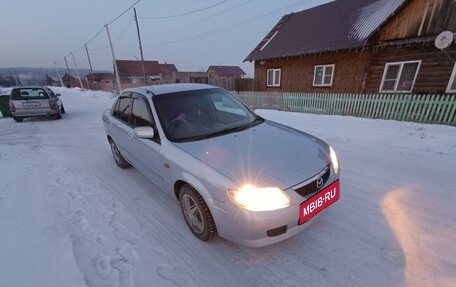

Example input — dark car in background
[9,86,65,122]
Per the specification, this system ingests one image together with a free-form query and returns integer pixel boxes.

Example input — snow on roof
[245,0,407,61]
[349,0,406,41]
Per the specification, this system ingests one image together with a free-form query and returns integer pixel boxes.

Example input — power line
[146,0,254,40]
[60,0,141,62]
[108,0,141,25]
[140,0,226,20]
[89,18,135,52]
[86,0,139,46]
[87,26,105,45]
[114,18,135,42]
[144,0,313,48]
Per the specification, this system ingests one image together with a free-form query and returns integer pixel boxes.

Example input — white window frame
[266,68,281,87]
[313,64,335,87]
[446,62,456,93]
[379,60,421,93]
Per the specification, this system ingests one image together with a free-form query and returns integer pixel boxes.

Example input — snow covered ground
[0,87,455,287]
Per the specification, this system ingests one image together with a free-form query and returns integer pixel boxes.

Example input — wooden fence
[234,92,456,126]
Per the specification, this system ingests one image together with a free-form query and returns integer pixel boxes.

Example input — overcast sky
[1,0,331,77]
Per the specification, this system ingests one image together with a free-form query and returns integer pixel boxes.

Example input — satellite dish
[435,31,454,50]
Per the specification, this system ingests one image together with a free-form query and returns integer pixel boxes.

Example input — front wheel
[179,184,217,241]
[13,117,23,122]
[109,140,131,168]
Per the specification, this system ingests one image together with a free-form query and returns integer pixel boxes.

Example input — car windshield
[11,88,48,100]
[153,88,263,142]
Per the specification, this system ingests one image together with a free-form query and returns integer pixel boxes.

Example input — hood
[173,120,330,189]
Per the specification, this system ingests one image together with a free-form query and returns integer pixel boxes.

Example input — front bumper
[210,167,339,247]
[211,200,312,247]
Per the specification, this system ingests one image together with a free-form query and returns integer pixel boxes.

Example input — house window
[313,64,334,86]
[267,68,281,87]
[447,63,456,93]
[380,61,421,93]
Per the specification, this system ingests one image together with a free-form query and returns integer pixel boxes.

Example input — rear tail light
[9,102,15,112]
[49,99,57,109]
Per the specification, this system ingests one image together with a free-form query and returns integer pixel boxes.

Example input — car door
[45,87,61,108]
[109,93,135,163]
[128,92,163,186]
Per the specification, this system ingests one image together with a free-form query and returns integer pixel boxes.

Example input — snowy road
[0,88,455,287]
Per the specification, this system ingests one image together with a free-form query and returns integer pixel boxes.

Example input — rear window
[11,88,49,100]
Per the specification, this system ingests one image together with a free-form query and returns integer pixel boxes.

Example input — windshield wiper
[218,116,264,134]
[176,117,265,142]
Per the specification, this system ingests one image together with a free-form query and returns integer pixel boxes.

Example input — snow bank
[0,88,454,287]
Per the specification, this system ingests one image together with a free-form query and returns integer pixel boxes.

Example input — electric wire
[108,0,141,25]
[59,0,141,64]
[146,0,253,40]
[140,0,226,20]
[144,0,312,48]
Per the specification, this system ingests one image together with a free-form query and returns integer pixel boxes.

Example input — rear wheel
[13,117,23,122]
[109,140,131,168]
[51,109,62,120]
[179,184,217,241]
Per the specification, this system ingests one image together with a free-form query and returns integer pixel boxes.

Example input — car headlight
[228,184,291,211]
[329,146,339,174]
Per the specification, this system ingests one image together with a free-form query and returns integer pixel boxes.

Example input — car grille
[294,166,331,197]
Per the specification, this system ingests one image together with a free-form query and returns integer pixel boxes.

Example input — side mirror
[134,126,155,139]
[56,93,61,97]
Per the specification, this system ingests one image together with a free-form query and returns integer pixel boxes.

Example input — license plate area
[22,101,41,108]
[299,180,340,224]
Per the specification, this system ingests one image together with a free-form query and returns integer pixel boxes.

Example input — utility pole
[85,43,95,89]
[54,61,64,87]
[8,70,19,86]
[134,7,147,85]
[70,52,85,89]
[106,24,122,92]
[64,56,70,74]
[85,43,94,72]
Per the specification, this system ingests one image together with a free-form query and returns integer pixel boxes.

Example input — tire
[61,105,66,114]
[51,109,62,120]
[109,140,131,168]
[13,117,23,122]
[179,184,217,241]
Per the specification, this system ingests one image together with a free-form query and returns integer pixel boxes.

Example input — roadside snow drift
[0,87,455,287]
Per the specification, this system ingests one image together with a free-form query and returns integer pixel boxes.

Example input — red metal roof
[207,65,246,77]
[245,0,408,61]
[116,60,177,77]
[84,72,114,81]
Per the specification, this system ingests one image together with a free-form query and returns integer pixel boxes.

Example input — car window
[11,88,49,100]
[116,97,132,124]
[112,98,121,118]
[45,87,56,98]
[131,95,154,128]
[212,94,247,116]
[153,88,259,142]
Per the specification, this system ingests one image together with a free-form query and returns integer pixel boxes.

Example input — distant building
[245,0,456,94]
[115,60,178,87]
[84,72,115,91]
[207,65,246,79]
[62,73,82,88]
[172,71,217,84]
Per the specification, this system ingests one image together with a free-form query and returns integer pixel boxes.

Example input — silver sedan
[103,84,340,247]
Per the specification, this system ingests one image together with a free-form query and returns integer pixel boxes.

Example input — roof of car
[127,83,219,96]
[11,86,49,90]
